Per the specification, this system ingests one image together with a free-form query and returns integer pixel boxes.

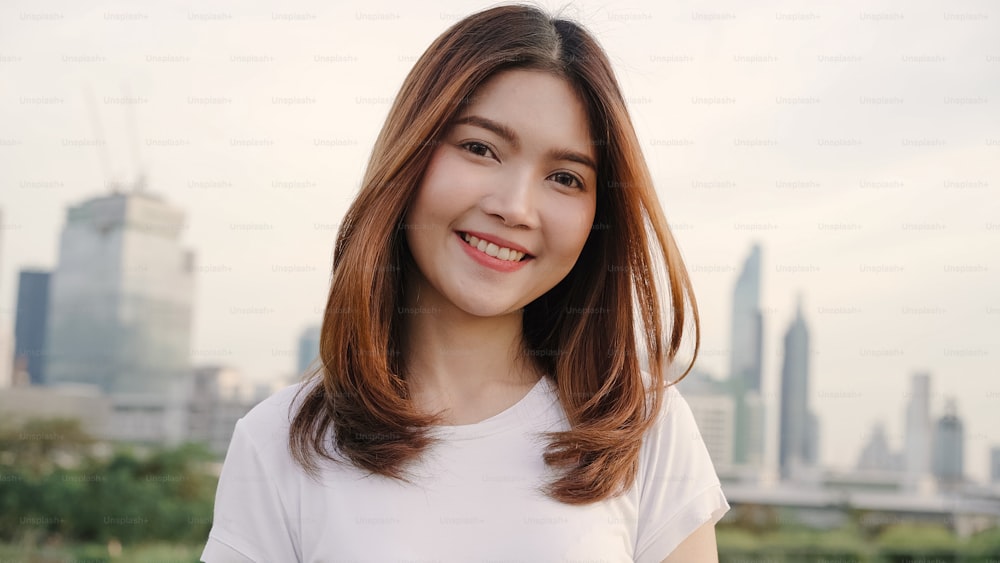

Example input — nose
[480,167,540,229]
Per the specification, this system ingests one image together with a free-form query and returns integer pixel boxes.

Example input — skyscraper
[730,244,763,392]
[904,372,932,490]
[932,397,964,487]
[778,295,816,479]
[44,188,194,396]
[13,270,51,386]
[729,244,765,467]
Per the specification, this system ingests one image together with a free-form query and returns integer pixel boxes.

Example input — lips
[459,233,530,262]
[454,231,533,273]
[456,230,535,259]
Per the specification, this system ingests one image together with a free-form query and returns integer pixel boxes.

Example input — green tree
[876,523,959,562]
[0,417,217,547]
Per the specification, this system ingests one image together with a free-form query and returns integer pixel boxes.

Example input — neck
[399,277,540,399]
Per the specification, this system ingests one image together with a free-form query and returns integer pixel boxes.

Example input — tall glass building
[44,189,194,398]
[778,297,817,480]
[931,398,964,487]
[729,244,765,467]
[14,270,51,385]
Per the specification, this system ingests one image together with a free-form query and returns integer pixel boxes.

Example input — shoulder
[636,367,715,488]
[228,378,321,466]
[633,368,730,561]
[207,380,319,561]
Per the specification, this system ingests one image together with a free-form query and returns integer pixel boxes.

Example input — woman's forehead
[446,70,596,157]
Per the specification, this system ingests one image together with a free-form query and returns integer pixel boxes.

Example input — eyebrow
[451,114,598,172]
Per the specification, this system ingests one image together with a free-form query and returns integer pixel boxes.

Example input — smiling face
[402,69,598,318]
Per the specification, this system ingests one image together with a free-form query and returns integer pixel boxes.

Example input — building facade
[44,190,194,396]
[778,297,817,480]
[729,244,765,467]
[13,270,51,386]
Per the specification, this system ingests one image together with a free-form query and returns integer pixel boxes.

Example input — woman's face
[402,69,598,319]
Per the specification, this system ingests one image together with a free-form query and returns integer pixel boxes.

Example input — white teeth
[461,233,526,262]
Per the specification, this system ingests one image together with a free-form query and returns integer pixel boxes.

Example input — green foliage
[0,540,204,562]
[876,523,960,561]
[0,417,217,549]
[965,526,1000,558]
[718,524,872,562]
[717,521,1000,562]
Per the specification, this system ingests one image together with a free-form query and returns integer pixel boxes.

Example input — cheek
[547,200,596,256]
[411,152,472,220]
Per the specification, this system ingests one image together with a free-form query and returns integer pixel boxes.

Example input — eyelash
[458,141,586,190]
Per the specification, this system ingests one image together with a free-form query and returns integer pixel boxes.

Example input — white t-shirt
[201,373,730,562]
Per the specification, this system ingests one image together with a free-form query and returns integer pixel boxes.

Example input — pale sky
[1,0,997,483]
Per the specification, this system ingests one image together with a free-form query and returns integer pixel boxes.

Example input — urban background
[1,0,998,560]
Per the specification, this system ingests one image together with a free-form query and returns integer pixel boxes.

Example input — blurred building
[187,365,255,456]
[13,270,51,386]
[904,372,933,491]
[857,421,904,472]
[729,243,765,468]
[778,296,818,480]
[44,187,194,395]
[686,392,735,469]
[297,325,321,378]
[721,475,1000,538]
[679,369,735,469]
[0,384,111,437]
[932,398,965,488]
[43,184,195,444]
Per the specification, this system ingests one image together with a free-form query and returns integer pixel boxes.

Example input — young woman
[202,4,729,562]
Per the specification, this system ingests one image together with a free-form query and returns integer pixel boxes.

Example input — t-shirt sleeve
[200,417,300,563]
[633,384,731,563]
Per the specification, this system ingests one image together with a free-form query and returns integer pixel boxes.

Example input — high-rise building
[805,411,821,468]
[44,189,194,395]
[932,398,964,487]
[43,187,195,445]
[730,244,763,392]
[13,270,51,386]
[297,325,321,378]
[778,296,816,479]
[729,244,765,467]
[904,372,932,490]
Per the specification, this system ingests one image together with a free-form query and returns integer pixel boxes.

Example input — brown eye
[460,141,495,159]
[549,171,584,190]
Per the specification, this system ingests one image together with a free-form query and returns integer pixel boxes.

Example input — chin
[453,296,525,319]
[463,304,521,318]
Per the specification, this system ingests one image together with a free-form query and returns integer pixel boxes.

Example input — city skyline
[1,0,997,482]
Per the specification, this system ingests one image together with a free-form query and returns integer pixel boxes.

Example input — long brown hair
[289,3,700,505]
